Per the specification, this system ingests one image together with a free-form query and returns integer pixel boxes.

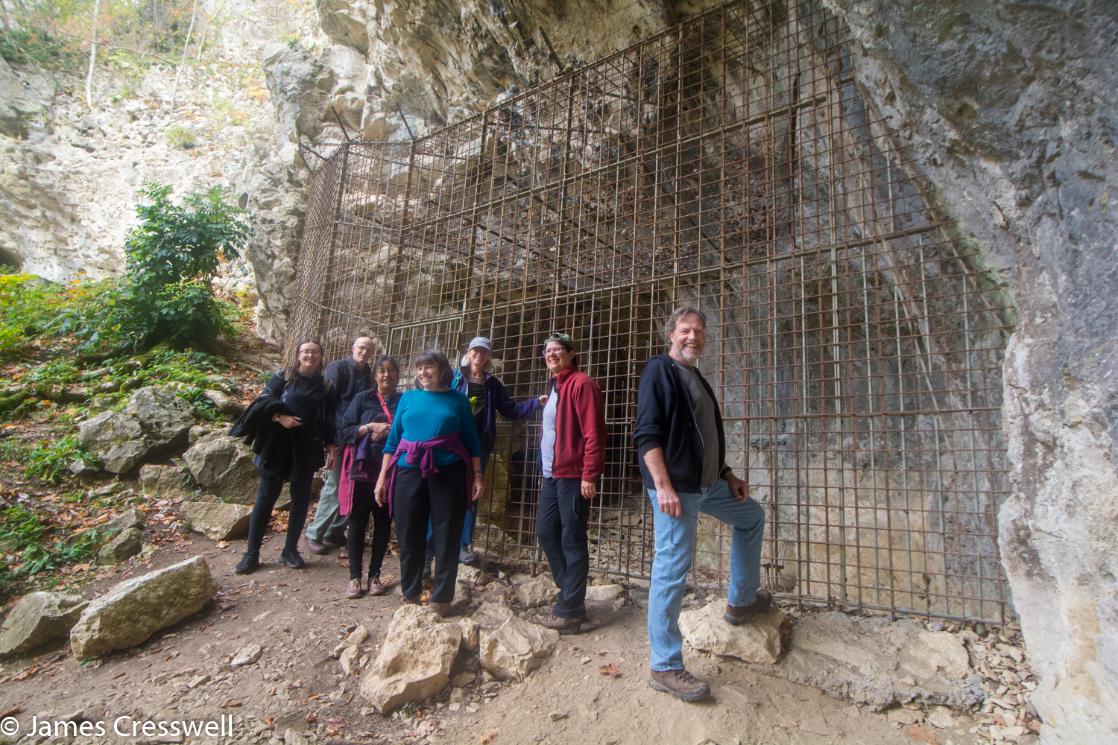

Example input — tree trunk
[168,0,199,112]
[85,0,102,108]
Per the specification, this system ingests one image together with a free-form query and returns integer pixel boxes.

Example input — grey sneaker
[459,546,478,565]
[648,668,711,702]
[305,538,330,555]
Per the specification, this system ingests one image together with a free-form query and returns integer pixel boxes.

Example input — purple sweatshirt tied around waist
[382,433,475,515]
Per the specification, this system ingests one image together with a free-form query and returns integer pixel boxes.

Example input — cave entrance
[288,0,1013,624]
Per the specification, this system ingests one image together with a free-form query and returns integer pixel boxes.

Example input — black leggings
[393,461,467,603]
[347,481,391,580]
[246,467,314,555]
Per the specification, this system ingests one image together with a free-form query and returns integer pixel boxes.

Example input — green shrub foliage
[74,183,249,353]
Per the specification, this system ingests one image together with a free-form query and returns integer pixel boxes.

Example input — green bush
[67,183,248,354]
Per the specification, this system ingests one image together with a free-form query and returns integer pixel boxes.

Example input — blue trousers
[537,477,590,619]
[646,479,765,671]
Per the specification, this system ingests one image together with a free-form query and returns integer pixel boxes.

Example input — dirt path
[0,532,980,745]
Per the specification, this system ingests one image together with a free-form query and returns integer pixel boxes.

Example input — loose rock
[679,600,788,664]
[97,527,143,564]
[0,591,88,659]
[511,573,558,609]
[183,431,258,504]
[70,556,218,658]
[180,501,252,540]
[359,604,462,713]
[139,464,195,500]
[78,387,194,473]
[474,602,559,680]
[230,642,263,668]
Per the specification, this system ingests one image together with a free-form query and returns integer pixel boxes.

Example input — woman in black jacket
[233,340,336,574]
[338,355,401,597]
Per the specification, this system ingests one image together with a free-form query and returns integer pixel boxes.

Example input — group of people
[229,308,769,702]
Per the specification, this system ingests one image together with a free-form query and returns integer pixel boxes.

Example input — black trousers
[537,476,590,618]
[246,467,314,555]
[347,481,391,581]
[393,461,467,603]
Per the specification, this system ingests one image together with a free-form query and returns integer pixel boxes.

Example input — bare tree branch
[85,0,101,108]
[168,0,199,112]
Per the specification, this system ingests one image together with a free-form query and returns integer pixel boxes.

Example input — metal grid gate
[287,0,1013,624]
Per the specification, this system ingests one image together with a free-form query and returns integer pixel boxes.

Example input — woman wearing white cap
[447,336,547,564]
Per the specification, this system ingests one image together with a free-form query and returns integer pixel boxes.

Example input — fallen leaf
[304,711,317,723]
[598,662,622,678]
[480,730,498,744]
[219,699,242,709]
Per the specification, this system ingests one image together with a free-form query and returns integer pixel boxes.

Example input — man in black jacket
[634,307,769,702]
[305,336,375,553]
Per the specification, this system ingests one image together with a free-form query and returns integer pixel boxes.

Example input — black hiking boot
[280,548,306,569]
[234,552,260,575]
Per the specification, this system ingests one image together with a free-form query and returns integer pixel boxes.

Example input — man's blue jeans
[646,479,765,672]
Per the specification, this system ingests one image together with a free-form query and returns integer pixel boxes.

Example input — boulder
[78,387,193,473]
[107,507,145,533]
[758,611,981,711]
[69,556,218,658]
[203,390,244,417]
[679,600,789,664]
[456,564,488,586]
[0,592,88,659]
[474,602,559,681]
[183,431,258,504]
[359,604,462,713]
[180,501,252,540]
[97,527,142,564]
[512,573,558,609]
[138,464,194,500]
[95,507,146,564]
[585,583,627,611]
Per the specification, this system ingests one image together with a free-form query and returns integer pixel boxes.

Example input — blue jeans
[646,479,765,672]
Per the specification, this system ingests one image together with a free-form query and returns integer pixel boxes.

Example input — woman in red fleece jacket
[535,332,606,633]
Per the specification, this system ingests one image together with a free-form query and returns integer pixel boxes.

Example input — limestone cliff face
[828,2,1118,741]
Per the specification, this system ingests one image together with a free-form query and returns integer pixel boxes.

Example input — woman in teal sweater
[374,350,482,615]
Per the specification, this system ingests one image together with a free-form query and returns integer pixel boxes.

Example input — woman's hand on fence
[537,394,548,406]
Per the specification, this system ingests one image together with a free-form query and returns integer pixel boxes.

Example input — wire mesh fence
[287,0,1013,624]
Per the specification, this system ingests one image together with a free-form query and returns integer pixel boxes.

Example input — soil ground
[0,523,985,745]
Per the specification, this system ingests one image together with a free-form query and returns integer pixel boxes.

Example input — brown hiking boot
[429,601,453,617]
[648,668,711,702]
[533,611,586,635]
[724,589,773,626]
